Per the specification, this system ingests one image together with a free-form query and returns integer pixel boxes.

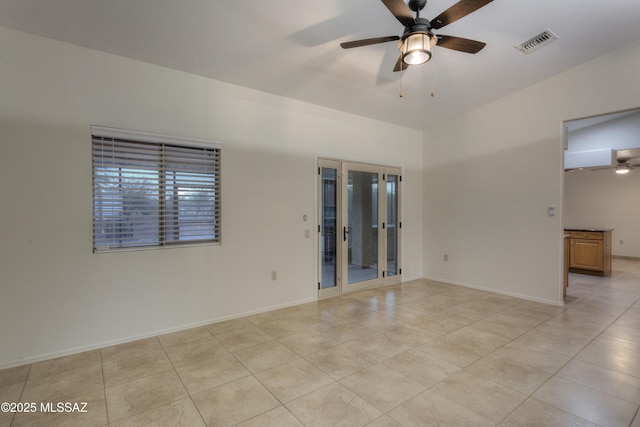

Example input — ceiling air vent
[515,29,558,55]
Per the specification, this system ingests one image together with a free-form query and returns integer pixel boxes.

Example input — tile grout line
[8,363,31,427]
[155,335,208,427]
[99,348,109,427]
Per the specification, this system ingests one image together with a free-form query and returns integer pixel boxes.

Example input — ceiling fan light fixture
[401,33,436,65]
[615,163,631,174]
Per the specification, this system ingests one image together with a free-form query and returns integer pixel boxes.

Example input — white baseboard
[422,275,563,307]
[0,297,316,370]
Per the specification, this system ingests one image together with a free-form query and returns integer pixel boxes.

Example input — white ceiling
[2,0,640,131]
[565,109,640,132]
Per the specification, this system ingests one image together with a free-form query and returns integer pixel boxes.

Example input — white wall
[564,168,640,258]
[567,111,640,152]
[422,40,640,305]
[0,27,423,368]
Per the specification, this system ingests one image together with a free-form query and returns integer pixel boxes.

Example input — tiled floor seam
[631,407,640,427]
[99,349,109,426]
[157,339,208,427]
[498,396,599,427]
[247,369,308,425]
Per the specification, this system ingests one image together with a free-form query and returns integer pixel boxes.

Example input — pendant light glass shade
[401,33,436,66]
[616,163,630,174]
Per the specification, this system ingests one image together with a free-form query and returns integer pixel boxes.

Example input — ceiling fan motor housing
[402,17,432,38]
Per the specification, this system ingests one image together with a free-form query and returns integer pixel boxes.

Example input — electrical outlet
[271,271,277,281]
[443,254,448,262]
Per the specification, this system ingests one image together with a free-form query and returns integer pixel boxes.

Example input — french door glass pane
[321,168,337,289]
[386,174,398,277]
[347,170,378,284]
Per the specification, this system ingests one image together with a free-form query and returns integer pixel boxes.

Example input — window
[92,126,221,252]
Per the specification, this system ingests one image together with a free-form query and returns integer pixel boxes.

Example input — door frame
[315,156,403,298]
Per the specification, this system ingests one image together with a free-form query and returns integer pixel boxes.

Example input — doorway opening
[562,107,640,300]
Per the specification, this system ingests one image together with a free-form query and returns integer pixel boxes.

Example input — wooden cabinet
[565,229,612,277]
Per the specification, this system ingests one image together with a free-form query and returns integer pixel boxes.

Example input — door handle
[343,226,349,241]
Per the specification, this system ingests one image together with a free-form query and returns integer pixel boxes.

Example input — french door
[318,159,401,297]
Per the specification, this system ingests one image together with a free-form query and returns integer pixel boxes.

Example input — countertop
[564,228,614,232]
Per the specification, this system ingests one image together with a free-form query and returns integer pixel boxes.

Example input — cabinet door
[570,239,603,270]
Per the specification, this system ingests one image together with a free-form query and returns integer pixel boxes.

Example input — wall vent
[515,29,558,54]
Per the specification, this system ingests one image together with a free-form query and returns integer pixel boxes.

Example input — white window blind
[92,126,221,252]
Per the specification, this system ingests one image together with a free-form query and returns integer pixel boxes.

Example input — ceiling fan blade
[393,54,409,72]
[436,35,486,53]
[431,0,493,29]
[340,36,400,49]
[381,0,416,27]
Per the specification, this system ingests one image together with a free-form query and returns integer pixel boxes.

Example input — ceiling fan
[584,152,640,174]
[614,158,639,174]
[340,0,493,71]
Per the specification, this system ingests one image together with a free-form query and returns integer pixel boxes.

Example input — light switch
[305,229,310,238]
[548,205,556,216]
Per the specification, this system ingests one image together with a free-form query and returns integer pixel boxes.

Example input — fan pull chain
[430,59,436,97]
[399,73,404,98]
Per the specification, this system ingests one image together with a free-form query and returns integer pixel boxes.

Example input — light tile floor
[1,259,640,426]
